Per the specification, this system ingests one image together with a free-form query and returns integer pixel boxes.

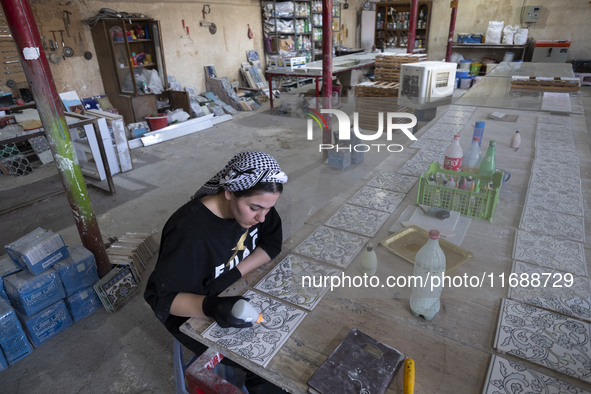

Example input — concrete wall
[428,0,591,61]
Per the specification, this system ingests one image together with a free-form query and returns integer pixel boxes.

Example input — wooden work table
[181,65,591,393]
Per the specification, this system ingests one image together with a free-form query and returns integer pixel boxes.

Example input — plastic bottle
[409,230,446,320]
[359,242,377,276]
[472,121,485,148]
[510,130,521,151]
[479,140,497,176]
[462,136,482,173]
[231,299,264,324]
[443,135,463,171]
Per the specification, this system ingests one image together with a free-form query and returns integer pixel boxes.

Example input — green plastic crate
[416,162,504,222]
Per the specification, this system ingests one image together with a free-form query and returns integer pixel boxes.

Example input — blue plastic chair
[173,338,199,394]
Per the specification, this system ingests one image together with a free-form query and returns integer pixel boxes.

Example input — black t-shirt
[144,198,282,332]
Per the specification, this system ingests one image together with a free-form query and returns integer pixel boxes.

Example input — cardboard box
[4,269,66,316]
[0,298,33,365]
[270,37,294,52]
[4,227,68,276]
[65,286,102,322]
[0,347,7,372]
[277,56,306,71]
[17,300,72,347]
[53,246,99,296]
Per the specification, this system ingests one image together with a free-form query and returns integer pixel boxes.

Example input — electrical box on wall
[524,6,540,23]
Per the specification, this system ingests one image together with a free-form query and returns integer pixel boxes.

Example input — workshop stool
[332,84,342,105]
[173,338,199,394]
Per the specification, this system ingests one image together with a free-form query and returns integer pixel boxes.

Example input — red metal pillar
[407,0,418,53]
[322,0,333,158]
[445,0,459,62]
[1,0,112,277]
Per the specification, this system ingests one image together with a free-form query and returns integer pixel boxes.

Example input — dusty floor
[1,85,590,393]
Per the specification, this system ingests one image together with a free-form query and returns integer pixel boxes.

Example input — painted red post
[407,0,418,53]
[446,0,459,62]
[322,0,333,158]
[1,0,112,277]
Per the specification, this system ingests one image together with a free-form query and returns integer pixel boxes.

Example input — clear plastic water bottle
[410,230,446,320]
[479,140,497,176]
[472,121,485,148]
[443,135,463,171]
[462,136,482,173]
[409,230,446,320]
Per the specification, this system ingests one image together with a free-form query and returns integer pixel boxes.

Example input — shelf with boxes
[310,0,341,60]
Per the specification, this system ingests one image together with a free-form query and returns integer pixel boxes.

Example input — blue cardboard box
[0,278,7,302]
[17,300,72,347]
[0,298,33,365]
[53,246,99,296]
[0,347,8,372]
[0,255,21,278]
[65,286,102,322]
[4,227,68,276]
[4,269,66,316]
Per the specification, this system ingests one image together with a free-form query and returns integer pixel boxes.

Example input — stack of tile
[483,112,590,391]
[354,81,400,131]
[373,53,426,83]
[95,232,158,313]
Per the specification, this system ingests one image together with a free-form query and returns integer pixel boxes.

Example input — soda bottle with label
[410,230,446,320]
[443,135,463,171]
[479,140,497,176]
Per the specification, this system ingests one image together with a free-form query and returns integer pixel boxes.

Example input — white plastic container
[231,299,264,324]
[359,243,377,276]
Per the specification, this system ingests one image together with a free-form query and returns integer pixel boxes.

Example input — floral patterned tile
[513,230,587,277]
[325,204,390,238]
[398,149,444,177]
[536,127,575,140]
[524,186,583,217]
[448,105,476,113]
[483,354,587,394]
[509,260,591,322]
[438,114,469,126]
[253,254,340,311]
[348,186,406,213]
[538,115,573,127]
[294,226,369,268]
[530,165,581,185]
[367,171,418,194]
[421,123,464,141]
[519,206,585,243]
[535,138,577,153]
[201,290,307,368]
[494,298,591,383]
[409,137,449,152]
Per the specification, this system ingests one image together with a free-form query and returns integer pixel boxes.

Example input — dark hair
[232,182,283,198]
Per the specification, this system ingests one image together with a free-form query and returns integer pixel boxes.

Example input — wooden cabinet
[375,1,431,53]
[91,18,188,124]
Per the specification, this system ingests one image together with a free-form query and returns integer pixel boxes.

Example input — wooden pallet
[511,76,580,92]
[354,82,399,97]
[373,53,426,84]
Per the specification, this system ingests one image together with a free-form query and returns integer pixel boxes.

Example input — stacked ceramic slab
[485,113,591,391]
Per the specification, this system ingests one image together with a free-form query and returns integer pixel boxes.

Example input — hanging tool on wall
[247,24,253,39]
[62,10,72,37]
[199,4,216,35]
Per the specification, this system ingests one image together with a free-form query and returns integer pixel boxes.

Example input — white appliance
[399,61,457,105]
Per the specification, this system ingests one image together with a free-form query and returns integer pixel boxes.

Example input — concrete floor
[1,85,590,393]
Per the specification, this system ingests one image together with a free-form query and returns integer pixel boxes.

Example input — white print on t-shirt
[214,228,259,278]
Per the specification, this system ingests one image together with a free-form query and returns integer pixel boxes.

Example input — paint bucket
[470,62,482,76]
[459,76,472,89]
[456,70,470,79]
[146,114,168,131]
[459,59,472,70]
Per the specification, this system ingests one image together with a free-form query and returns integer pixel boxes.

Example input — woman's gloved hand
[202,295,253,328]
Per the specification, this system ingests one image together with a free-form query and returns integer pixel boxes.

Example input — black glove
[202,296,253,328]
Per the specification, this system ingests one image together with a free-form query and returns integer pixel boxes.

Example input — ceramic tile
[519,206,585,243]
[483,354,587,394]
[201,290,307,368]
[397,149,444,177]
[509,260,591,322]
[524,185,583,217]
[421,123,464,141]
[532,152,580,167]
[535,139,577,153]
[438,114,469,126]
[409,137,449,152]
[513,230,587,277]
[366,171,417,193]
[348,186,405,213]
[294,226,369,268]
[530,166,581,186]
[494,298,591,383]
[448,105,476,113]
[538,115,573,127]
[325,204,390,237]
[253,254,339,311]
[536,127,575,141]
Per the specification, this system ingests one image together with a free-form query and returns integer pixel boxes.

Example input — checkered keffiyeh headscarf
[192,151,288,200]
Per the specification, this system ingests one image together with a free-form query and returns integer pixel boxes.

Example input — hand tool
[403,358,415,394]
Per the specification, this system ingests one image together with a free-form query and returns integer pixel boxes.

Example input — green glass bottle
[479,140,496,176]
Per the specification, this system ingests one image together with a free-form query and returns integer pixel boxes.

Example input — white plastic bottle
[231,299,264,324]
[409,230,446,320]
[443,135,463,171]
[359,242,377,276]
